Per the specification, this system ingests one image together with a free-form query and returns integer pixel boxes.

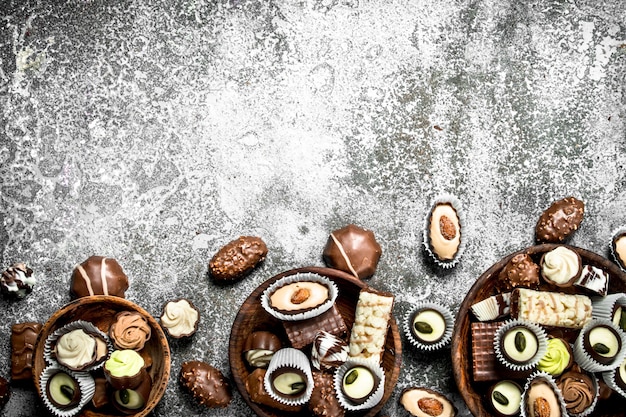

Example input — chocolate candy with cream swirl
[541,246,582,287]
[557,369,596,415]
[161,299,200,338]
[110,312,151,351]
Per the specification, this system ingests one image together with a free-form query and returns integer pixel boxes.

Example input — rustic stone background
[1,0,624,416]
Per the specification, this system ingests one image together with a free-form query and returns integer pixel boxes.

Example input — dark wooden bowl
[229,266,403,417]
[452,244,626,416]
[33,295,171,417]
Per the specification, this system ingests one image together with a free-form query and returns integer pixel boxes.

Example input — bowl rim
[451,243,626,416]
[32,295,171,417]
[228,266,403,417]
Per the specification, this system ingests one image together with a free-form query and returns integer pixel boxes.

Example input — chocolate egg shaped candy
[423,196,464,268]
[535,196,584,243]
[70,256,129,299]
[322,224,382,279]
[209,236,267,282]
[180,361,232,408]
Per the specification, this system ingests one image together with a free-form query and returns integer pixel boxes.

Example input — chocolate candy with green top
[411,308,446,345]
[488,380,522,417]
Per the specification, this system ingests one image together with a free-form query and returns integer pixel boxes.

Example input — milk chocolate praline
[535,197,584,243]
[540,246,582,288]
[1,262,35,299]
[180,360,232,408]
[70,256,129,299]
[496,253,539,292]
[243,331,282,368]
[323,224,382,279]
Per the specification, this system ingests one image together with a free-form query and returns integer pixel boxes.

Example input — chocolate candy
[270,368,307,397]
[311,331,348,371]
[244,368,303,412]
[180,361,231,408]
[496,253,539,292]
[1,262,35,299]
[112,373,152,414]
[575,265,609,296]
[45,370,81,409]
[556,368,595,415]
[0,376,10,409]
[471,322,531,382]
[582,323,622,365]
[282,304,347,349]
[243,331,282,368]
[400,387,458,417]
[11,322,42,380]
[488,380,522,417]
[322,224,382,279]
[499,325,539,365]
[209,236,267,282]
[612,231,626,270]
[535,196,584,243]
[410,308,446,346]
[340,365,379,405]
[426,202,462,266]
[70,256,129,299]
[92,377,109,409]
[309,371,345,417]
[523,376,562,417]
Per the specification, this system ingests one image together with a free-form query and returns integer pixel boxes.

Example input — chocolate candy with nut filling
[209,236,267,282]
[488,380,522,417]
[524,377,562,417]
[11,322,42,380]
[70,256,129,299]
[45,370,81,409]
[245,368,303,412]
[323,224,382,279]
[495,253,539,292]
[112,373,152,414]
[243,331,282,368]
[535,196,584,243]
[0,376,10,409]
[180,361,231,408]
[400,387,457,417]
[426,202,461,264]
[1,262,35,299]
[583,323,622,365]
[340,365,379,405]
[309,371,345,417]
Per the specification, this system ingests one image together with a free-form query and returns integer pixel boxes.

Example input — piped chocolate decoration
[70,256,129,299]
[535,196,584,243]
[180,360,231,408]
[1,262,35,299]
[322,224,382,279]
[209,236,267,282]
[496,253,539,292]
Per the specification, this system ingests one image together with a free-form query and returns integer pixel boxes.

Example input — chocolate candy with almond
[535,197,584,243]
[209,236,267,282]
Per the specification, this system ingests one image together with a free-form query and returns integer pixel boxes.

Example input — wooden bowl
[33,295,171,417]
[229,266,403,417]
[452,244,626,416]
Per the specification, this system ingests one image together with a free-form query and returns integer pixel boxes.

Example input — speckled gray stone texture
[1,0,625,416]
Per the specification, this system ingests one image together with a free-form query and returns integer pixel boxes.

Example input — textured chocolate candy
[535,197,584,243]
[309,371,345,417]
[180,361,231,408]
[0,376,9,409]
[496,253,539,292]
[70,256,129,299]
[323,224,382,279]
[11,322,42,380]
[209,236,267,282]
[1,262,35,299]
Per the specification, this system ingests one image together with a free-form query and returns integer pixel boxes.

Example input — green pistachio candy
[538,338,571,376]
[414,321,433,334]
[492,390,509,406]
[514,331,526,352]
[105,350,145,378]
[345,369,358,385]
[593,343,610,355]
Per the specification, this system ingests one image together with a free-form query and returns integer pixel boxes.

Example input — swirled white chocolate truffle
[488,381,522,417]
[54,329,99,371]
[540,246,581,287]
[311,331,348,371]
[243,331,282,368]
[269,281,329,314]
[160,299,200,338]
[400,387,457,417]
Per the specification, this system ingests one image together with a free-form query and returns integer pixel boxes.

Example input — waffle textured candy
[348,288,394,363]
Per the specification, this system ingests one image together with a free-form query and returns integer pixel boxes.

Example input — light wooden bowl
[33,295,171,417]
[229,266,403,417]
[452,244,626,416]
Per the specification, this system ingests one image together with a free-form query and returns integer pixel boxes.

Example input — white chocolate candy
[161,299,199,337]
[55,329,97,370]
[542,246,580,285]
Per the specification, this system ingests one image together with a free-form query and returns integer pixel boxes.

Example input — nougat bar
[510,288,592,329]
[348,288,394,362]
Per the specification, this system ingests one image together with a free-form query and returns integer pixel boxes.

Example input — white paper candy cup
[591,292,626,323]
[333,358,385,411]
[44,320,112,372]
[422,194,465,269]
[573,319,626,373]
[610,226,626,272]
[601,358,626,400]
[264,348,314,406]
[520,371,567,417]
[493,319,548,372]
[39,364,95,417]
[261,273,338,321]
[470,292,511,322]
[403,302,454,351]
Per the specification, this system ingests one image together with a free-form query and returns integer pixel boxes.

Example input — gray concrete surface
[1,0,625,416]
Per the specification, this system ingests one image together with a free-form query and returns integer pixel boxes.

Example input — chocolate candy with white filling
[311,331,348,371]
[535,196,584,243]
[575,264,609,296]
[0,376,10,409]
[1,262,35,299]
[425,201,462,266]
[112,373,152,414]
[323,224,382,279]
[340,365,379,405]
[180,361,232,408]
[583,323,622,365]
[270,368,308,398]
[524,377,562,417]
[209,236,267,282]
[500,325,539,365]
[400,387,457,417]
[410,308,446,345]
[45,370,81,410]
[70,256,129,299]
[243,331,282,368]
[488,380,522,417]
[269,281,330,315]
[245,369,303,412]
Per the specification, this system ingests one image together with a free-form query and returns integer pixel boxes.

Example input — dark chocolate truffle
[1,262,35,299]
[535,196,584,243]
[323,224,382,279]
[70,256,129,299]
[0,376,9,409]
[309,371,345,417]
[496,253,539,292]
[45,370,81,410]
[180,361,232,408]
[243,331,282,368]
[209,236,267,282]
